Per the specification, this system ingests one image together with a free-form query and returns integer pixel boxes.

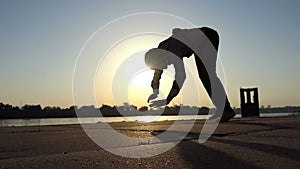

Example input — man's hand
[147,93,158,103]
[147,89,159,103]
[150,99,167,108]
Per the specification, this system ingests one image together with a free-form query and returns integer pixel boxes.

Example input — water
[0,113,298,127]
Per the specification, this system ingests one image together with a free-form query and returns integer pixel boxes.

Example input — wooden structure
[240,87,260,117]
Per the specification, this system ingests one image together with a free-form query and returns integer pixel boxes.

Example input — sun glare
[129,70,153,89]
[94,33,167,107]
[128,70,153,106]
[128,69,175,107]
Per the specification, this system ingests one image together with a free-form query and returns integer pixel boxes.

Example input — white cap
[144,48,170,70]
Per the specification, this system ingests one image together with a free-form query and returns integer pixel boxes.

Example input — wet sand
[0,116,299,169]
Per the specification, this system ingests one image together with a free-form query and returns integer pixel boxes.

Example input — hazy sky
[0,1,299,108]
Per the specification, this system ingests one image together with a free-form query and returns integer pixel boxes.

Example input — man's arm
[166,60,186,104]
[151,69,163,91]
[147,69,163,103]
[166,80,180,104]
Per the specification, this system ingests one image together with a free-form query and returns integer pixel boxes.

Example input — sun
[94,33,168,107]
[127,70,155,107]
[128,69,175,107]
[129,70,153,88]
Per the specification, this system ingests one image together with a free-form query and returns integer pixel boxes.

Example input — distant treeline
[1,102,299,119]
[0,102,211,119]
[259,106,300,114]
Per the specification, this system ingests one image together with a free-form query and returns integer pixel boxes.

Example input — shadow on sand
[176,139,262,169]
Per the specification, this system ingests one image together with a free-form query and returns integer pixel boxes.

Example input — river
[0,113,298,127]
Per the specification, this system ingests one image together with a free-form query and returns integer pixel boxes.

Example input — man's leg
[194,55,235,122]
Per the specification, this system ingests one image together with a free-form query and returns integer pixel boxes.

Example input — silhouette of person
[145,27,235,122]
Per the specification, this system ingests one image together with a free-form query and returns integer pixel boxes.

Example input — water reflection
[0,113,298,127]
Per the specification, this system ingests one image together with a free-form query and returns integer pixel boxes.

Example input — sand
[0,116,299,169]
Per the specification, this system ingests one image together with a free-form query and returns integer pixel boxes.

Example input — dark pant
[194,27,232,112]
[195,55,232,111]
[194,55,232,112]
[195,52,232,111]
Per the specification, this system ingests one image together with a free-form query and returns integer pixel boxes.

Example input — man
[144,27,235,122]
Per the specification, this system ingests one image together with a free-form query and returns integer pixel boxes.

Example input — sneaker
[208,113,221,121]
[220,110,236,122]
[209,109,236,122]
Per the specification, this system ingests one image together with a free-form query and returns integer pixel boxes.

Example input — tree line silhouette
[1,102,299,119]
[0,102,211,119]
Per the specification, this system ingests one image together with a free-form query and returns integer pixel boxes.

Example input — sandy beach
[0,116,299,169]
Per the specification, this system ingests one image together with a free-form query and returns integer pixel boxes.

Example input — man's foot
[209,109,236,122]
[220,110,236,122]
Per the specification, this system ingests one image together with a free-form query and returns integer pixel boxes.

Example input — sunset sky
[0,1,299,108]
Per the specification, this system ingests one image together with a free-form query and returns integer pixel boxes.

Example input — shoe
[208,113,221,120]
[209,109,236,122]
[220,109,236,122]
